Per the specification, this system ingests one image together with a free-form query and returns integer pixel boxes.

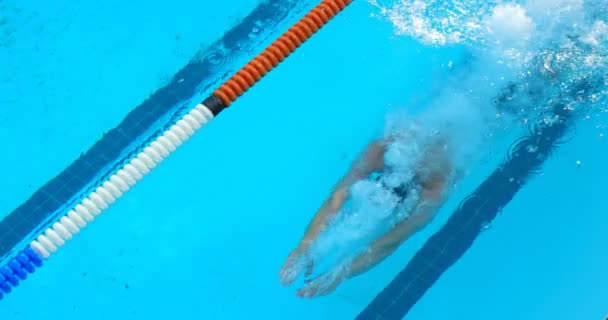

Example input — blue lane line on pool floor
[0,0,303,261]
[356,75,600,319]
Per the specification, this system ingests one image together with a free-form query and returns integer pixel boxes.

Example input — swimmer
[279,130,455,298]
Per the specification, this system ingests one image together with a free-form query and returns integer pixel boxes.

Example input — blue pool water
[0,0,607,319]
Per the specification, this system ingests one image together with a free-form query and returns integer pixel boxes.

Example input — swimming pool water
[1,0,607,319]
[0,0,239,209]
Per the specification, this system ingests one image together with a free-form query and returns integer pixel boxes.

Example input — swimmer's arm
[344,180,445,279]
[298,139,390,250]
[336,138,390,189]
[336,133,404,192]
[344,204,436,278]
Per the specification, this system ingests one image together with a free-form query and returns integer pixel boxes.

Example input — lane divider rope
[0,248,42,300]
[29,103,214,261]
[214,0,351,107]
[0,0,353,300]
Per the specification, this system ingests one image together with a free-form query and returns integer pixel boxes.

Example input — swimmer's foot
[296,267,347,298]
[280,249,314,286]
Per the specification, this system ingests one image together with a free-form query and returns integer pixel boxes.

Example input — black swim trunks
[370,171,417,202]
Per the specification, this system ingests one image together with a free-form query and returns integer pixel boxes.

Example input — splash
[371,0,608,132]
[370,0,607,64]
[368,0,498,46]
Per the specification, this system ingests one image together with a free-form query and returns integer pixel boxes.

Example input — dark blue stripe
[356,74,599,319]
[0,0,303,261]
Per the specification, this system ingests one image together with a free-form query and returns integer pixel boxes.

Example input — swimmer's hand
[280,248,314,286]
[296,266,347,298]
[280,187,348,286]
